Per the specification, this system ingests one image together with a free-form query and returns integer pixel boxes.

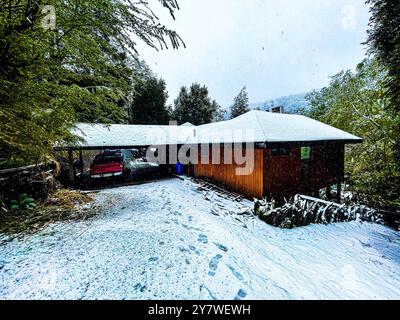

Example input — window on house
[301,147,312,183]
[301,147,311,160]
[271,148,291,157]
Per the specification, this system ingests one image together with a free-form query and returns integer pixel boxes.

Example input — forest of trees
[306,59,399,207]
[0,0,184,166]
[306,0,400,207]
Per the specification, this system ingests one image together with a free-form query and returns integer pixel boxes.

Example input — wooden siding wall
[194,146,264,199]
[194,143,345,199]
[308,143,345,191]
[264,143,345,197]
[264,147,302,197]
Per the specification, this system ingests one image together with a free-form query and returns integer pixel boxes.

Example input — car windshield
[93,155,122,165]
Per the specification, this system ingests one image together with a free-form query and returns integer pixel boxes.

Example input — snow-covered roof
[180,122,195,127]
[193,110,362,144]
[67,123,195,148]
[61,111,361,149]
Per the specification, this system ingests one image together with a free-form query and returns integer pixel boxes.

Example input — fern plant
[9,194,36,211]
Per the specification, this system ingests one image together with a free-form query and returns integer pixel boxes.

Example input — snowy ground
[1,178,400,300]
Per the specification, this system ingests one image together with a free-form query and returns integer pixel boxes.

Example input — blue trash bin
[176,162,183,175]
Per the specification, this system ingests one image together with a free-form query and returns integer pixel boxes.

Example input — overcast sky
[136,0,371,107]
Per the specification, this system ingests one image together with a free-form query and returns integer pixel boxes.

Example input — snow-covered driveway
[1,178,400,300]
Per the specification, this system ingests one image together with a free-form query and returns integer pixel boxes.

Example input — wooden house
[192,111,362,201]
[59,110,362,202]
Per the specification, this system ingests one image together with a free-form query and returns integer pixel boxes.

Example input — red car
[90,150,134,179]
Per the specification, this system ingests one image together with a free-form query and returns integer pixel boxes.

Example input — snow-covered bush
[254,195,383,229]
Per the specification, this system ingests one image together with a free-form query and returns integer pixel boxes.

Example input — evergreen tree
[366,0,400,112]
[306,58,399,207]
[127,77,170,125]
[173,83,222,125]
[211,101,226,122]
[230,86,250,119]
[365,0,400,169]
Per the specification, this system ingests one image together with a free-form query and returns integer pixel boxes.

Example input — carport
[54,123,196,185]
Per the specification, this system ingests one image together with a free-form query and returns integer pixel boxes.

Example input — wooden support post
[336,179,342,204]
[68,149,75,186]
[160,145,169,176]
[166,145,170,174]
[326,185,332,201]
[79,149,84,181]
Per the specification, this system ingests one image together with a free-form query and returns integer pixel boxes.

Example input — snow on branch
[254,195,383,229]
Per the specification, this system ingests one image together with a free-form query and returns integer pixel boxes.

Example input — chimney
[270,105,284,114]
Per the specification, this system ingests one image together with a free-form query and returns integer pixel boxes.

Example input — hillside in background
[223,93,311,119]
[250,93,310,114]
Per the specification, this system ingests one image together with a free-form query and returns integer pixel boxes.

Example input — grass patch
[0,189,96,236]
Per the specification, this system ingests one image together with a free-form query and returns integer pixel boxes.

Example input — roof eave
[264,139,363,148]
